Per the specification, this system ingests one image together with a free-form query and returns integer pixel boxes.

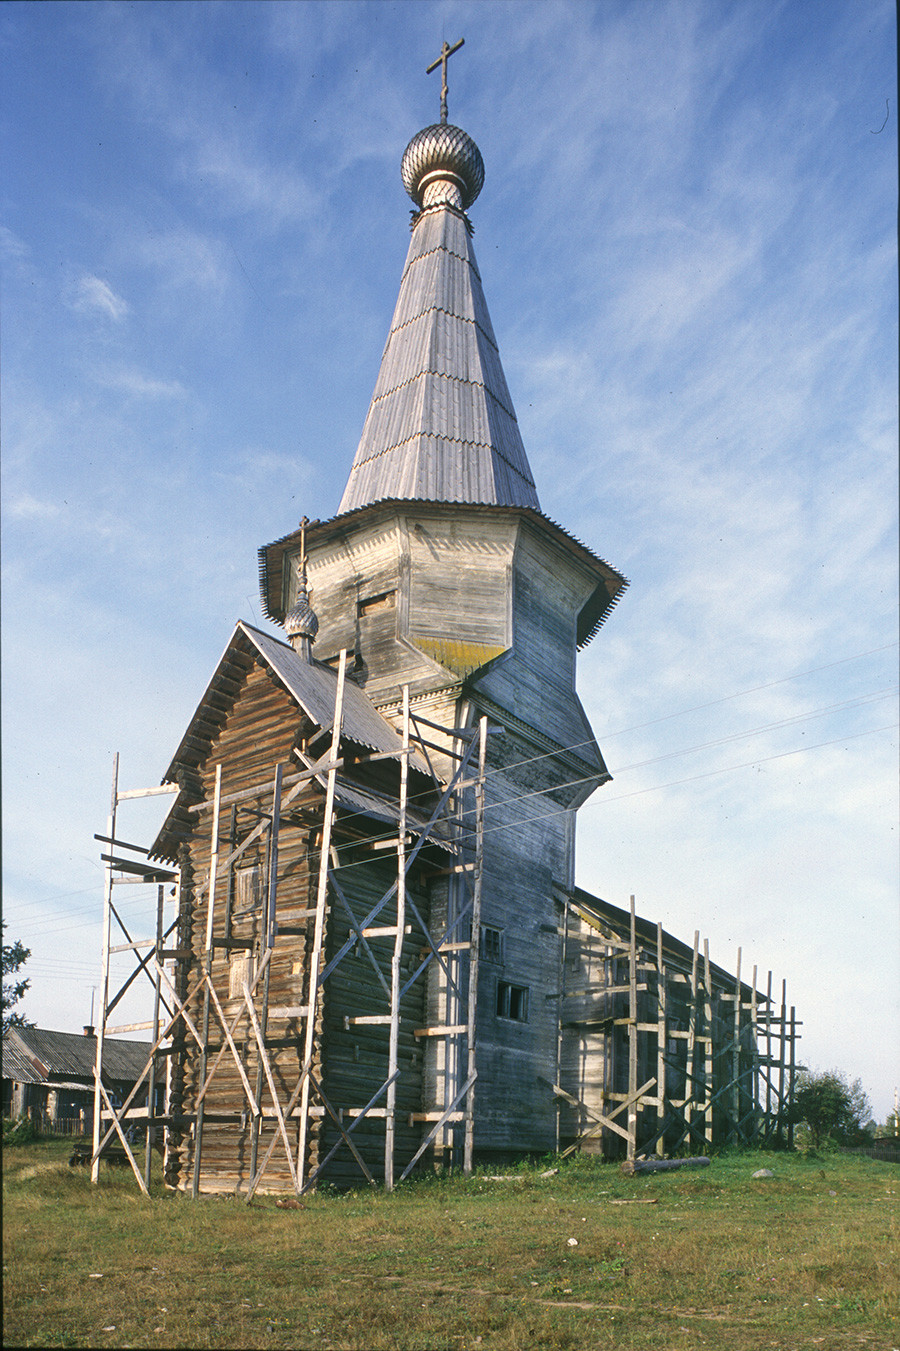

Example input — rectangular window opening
[234,865,266,916]
[357,589,396,618]
[496,980,528,1023]
[228,951,256,1001]
[481,926,503,965]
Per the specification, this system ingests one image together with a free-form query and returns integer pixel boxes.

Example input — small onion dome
[284,576,319,649]
[401,123,484,211]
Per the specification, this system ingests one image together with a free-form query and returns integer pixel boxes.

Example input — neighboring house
[2,1026,160,1133]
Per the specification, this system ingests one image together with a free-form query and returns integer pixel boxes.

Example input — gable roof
[161,621,428,790]
[150,621,433,861]
[338,204,540,514]
[3,1027,152,1085]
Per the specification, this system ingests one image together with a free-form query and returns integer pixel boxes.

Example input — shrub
[2,1114,39,1146]
[789,1069,873,1150]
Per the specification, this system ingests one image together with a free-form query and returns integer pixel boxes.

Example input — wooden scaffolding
[89,664,488,1197]
[554,894,801,1161]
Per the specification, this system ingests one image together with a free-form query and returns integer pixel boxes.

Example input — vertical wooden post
[385,687,410,1190]
[463,715,487,1176]
[265,765,283,954]
[685,931,699,1150]
[145,882,165,1190]
[731,947,742,1143]
[778,977,787,1144]
[655,922,666,1157]
[765,970,773,1133]
[749,963,759,1144]
[192,763,222,1199]
[787,1002,797,1150]
[92,754,118,1185]
[703,939,713,1150]
[250,763,282,1184]
[297,650,347,1190]
[626,896,638,1161]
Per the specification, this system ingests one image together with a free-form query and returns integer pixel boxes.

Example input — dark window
[357,590,396,618]
[481,926,503,964]
[496,980,528,1022]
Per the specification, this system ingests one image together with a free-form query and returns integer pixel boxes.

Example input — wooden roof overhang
[259,501,628,651]
[570,888,765,1003]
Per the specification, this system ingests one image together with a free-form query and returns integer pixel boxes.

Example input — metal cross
[426,38,464,125]
[299,515,309,572]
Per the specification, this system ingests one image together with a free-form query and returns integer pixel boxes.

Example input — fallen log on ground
[621,1156,710,1176]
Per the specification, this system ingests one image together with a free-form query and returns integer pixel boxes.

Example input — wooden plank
[409,1111,465,1123]
[463,714,487,1175]
[385,686,409,1192]
[627,896,638,1162]
[656,922,667,1159]
[297,650,347,1189]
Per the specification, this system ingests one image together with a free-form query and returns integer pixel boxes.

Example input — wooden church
[113,52,786,1196]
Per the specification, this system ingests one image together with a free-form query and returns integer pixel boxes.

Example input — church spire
[337,46,539,516]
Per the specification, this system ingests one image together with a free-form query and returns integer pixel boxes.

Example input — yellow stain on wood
[413,637,508,677]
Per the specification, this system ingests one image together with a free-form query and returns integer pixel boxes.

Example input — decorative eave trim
[259,500,628,648]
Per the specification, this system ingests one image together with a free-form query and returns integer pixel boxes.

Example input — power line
[600,642,899,740]
[486,689,898,813]
[8,649,897,927]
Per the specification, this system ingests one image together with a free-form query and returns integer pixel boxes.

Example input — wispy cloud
[4,492,61,521]
[133,227,230,295]
[67,273,129,322]
[92,367,186,399]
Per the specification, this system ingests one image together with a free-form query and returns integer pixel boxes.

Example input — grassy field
[2,1140,897,1350]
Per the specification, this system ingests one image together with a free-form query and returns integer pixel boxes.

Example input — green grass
[3,1141,897,1349]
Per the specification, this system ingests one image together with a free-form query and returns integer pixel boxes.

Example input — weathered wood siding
[170,661,319,1193]
[317,858,429,1188]
[275,502,622,1163]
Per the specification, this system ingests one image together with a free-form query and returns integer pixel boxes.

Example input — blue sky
[2,0,897,1121]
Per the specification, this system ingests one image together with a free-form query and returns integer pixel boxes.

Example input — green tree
[2,922,32,1035]
[790,1069,873,1149]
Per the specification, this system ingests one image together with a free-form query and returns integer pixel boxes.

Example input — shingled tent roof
[338,130,539,515]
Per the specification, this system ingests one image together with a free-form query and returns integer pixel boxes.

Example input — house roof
[3,1027,153,1085]
[338,144,539,515]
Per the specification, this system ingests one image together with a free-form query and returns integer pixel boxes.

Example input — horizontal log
[621,1156,710,1176]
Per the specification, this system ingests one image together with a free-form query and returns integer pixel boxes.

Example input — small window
[234,865,265,915]
[481,926,503,964]
[496,980,528,1023]
[229,951,256,1000]
[357,590,396,618]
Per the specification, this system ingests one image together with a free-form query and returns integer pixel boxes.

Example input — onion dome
[401,123,484,211]
[284,567,319,660]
